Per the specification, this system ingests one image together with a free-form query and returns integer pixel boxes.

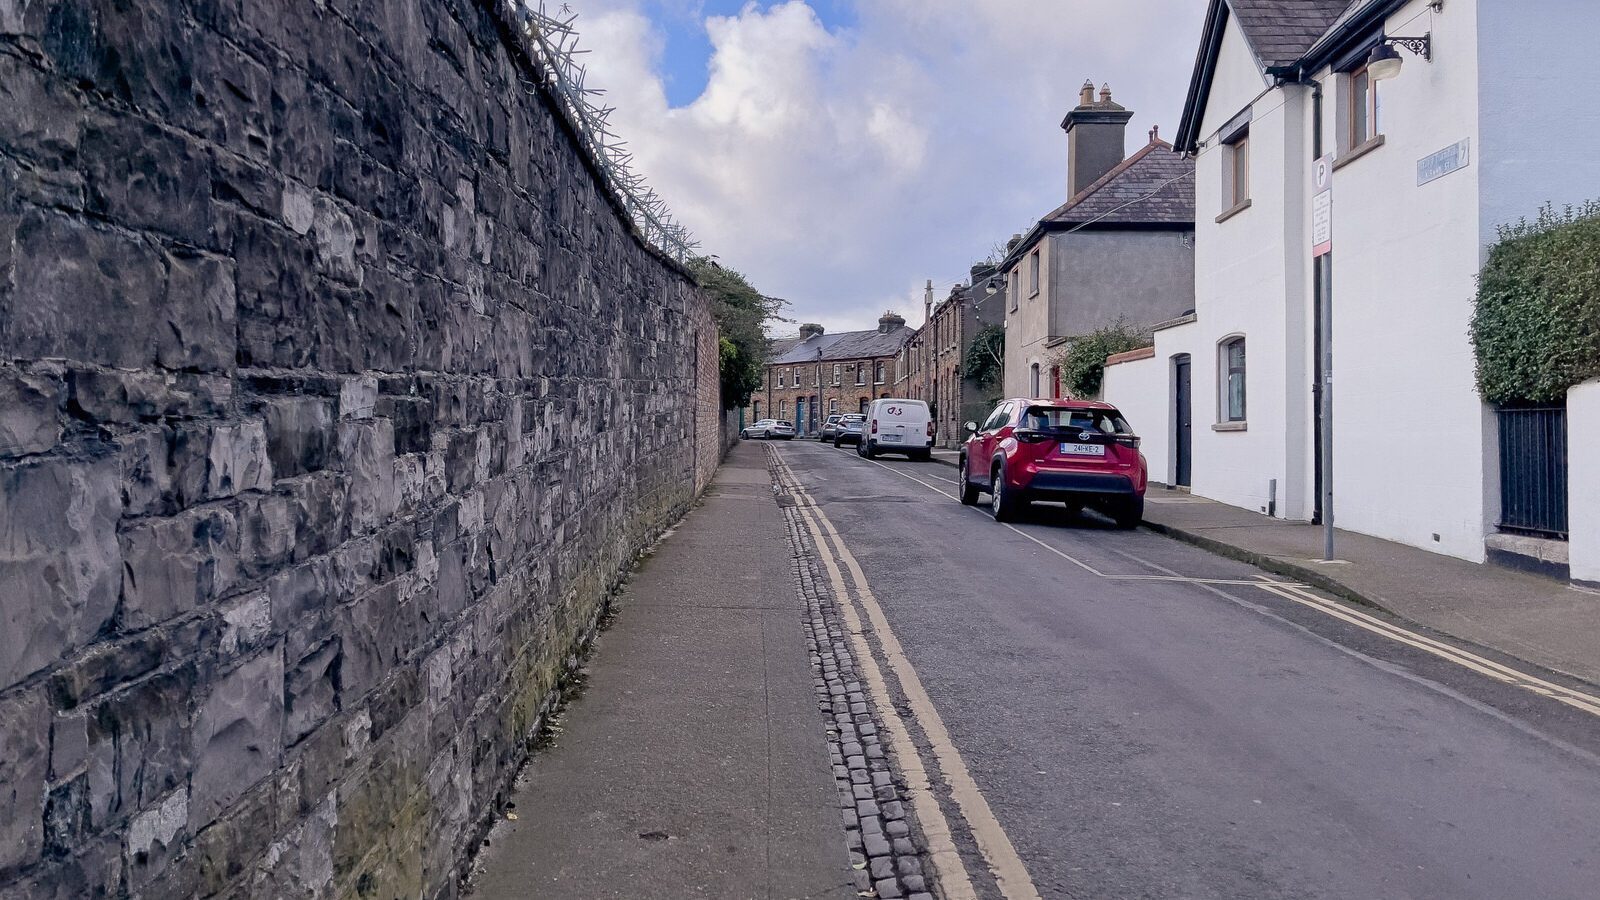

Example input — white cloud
[568,0,1205,333]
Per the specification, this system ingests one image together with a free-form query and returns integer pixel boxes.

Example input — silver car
[742,419,796,440]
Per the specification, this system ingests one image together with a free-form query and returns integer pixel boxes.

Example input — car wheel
[990,461,1023,522]
[958,454,980,505]
[1110,496,1144,530]
[911,449,932,462]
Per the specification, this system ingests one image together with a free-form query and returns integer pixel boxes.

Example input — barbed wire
[516,1,699,264]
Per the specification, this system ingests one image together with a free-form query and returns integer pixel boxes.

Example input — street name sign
[1417,138,1471,186]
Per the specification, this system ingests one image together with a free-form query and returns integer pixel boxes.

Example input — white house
[1102,0,1600,569]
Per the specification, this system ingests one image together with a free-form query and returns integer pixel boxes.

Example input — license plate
[1061,442,1104,456]
[882,434,901,443]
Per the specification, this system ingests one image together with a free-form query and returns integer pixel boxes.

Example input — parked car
[957,398,1147,527]
[823,413,864,443]
[742,419,796,440]
[858,399,933,460]
[833,415,866,447]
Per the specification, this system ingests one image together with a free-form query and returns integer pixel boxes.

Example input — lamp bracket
[1385,34,1432,61]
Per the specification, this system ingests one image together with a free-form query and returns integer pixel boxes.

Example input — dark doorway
[1173,355,1192,488]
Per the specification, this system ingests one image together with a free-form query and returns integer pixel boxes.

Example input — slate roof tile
[768,326,914,365]
[1229,0,1354,68]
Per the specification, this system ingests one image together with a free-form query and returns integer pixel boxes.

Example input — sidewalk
[1141,492,1600,688]
[472,444,852,899]
[927,452,1600,688]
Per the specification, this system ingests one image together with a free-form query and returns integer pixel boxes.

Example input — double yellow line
[771,450,1043,900]
[835,442,1600,723]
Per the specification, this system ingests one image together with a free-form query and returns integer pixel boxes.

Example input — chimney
[923,279,934,324]
[1006,233,1023,252]
[799,323,825,340]
[878,310,906,334]
[1061,78,1134,198]
[1149,125,1160,143]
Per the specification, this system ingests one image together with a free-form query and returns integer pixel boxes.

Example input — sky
[557,0,1207,334]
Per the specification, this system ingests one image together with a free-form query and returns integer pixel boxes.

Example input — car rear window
[1024,406,1131,434]
[777,421,793,427]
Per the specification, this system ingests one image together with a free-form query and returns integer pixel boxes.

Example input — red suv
[958,398,1148,527]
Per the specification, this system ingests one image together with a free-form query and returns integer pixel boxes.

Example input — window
[1220,337,1247,423]
[1346,65,1380,150]
[776,368,785,388]
[752,401,761,419]
[832,364,841,386]
[1008,269,1019,312]
[780,400,788,419]
[875,361,885,384]
[812,366,819,387]
[1224,129,1249,211]
[829,398,839,414]
[981,403,1011,432]
[855,364,865,386]
[1029,250,1040,297]
[859,398,869,414]
[1029,363,1041,397]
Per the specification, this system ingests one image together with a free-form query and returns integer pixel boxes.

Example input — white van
[859,398,933,460]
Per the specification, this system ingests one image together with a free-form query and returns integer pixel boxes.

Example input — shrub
[963,324,1005,391]
[1056,321,1151,399]
[1472,201,1600,404]
[690,258,786,408]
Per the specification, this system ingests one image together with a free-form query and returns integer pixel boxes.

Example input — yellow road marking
[772,451,1041,900]
[792,442,1600,721]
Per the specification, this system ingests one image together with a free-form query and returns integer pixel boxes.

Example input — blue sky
[650,1,856,106]
[567,0,1205,333]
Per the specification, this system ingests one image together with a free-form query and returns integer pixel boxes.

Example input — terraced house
[1102,0,1600,576]
[748,313,913,435]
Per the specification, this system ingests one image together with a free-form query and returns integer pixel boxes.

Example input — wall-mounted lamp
[1367,34,1431,82]
[984,276,1007,296]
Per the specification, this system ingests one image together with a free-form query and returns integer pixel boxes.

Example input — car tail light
[1113,435,1142,449]
[870,420,878,434]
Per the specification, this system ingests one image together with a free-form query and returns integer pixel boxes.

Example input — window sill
[1029,290,1040,299]
[1214,199,1252,224]
[1212,421,1248,432]
[1334,134,1385,170]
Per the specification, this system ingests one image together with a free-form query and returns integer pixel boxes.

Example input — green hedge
[1472,201,1600,404]
[1056,322,1150,399]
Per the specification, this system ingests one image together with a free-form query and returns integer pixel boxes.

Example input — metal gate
[1497,404,1568,538]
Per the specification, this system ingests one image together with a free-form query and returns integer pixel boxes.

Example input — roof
[1002,139,1195,269]
[1004,397,1120,410]
[768,326,914,365]
[1176,0,1408,152]
[1230,0,1352,69]
[1043,140,1194,227]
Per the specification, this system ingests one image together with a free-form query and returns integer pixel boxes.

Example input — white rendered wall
[1314,0,1488,561]
[1569,381,1600,587]
[1182,17,1303,519]
[1102,353,1170,486]
[1003,239,1053,398]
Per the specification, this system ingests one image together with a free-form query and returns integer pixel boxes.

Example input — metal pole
[1320,255,1335,560]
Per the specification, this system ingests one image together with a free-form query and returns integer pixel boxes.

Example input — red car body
[958,398,1148,526]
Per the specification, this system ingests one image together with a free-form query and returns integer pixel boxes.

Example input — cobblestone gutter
[773,457,939,900]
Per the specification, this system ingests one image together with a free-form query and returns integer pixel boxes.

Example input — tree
[964,324,1005,393]
[1055,321,1151,399]
[689,258,787,408]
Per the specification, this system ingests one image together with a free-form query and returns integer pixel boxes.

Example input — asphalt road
[774,438,1600,900]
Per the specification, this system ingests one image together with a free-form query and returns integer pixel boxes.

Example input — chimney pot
[799,323,825,339]
[1100,83,1111,102]
[1079,79,1095,106]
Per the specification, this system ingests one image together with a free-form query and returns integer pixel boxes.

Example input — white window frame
[875,361,886,385]
[832,363,841,386]
[855,364,865,386]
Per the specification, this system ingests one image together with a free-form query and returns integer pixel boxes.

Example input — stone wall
[0,1,721,897]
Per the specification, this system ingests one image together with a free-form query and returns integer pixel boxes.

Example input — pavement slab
[471,445,854,900]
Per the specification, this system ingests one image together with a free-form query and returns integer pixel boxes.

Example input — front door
[796,398,806,434]
[1173,355,1192,488]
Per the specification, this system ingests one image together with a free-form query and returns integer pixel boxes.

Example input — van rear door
[872,401,930,448]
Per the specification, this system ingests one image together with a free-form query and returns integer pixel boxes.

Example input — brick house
[747,313,913,435]
[896,267,1007,448]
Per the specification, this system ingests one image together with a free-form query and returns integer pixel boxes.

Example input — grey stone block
[190,650,285,829]
[119,505,239,631]
[0,455,121,690]
[260,395,336,478]
[0,686,49,871]
[0,367,61,457]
